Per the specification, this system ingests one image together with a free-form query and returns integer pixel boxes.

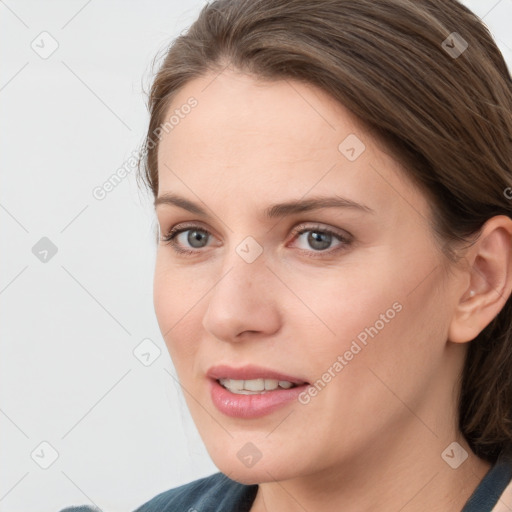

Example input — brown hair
[137,0,512,463]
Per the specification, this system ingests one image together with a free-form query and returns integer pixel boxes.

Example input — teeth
[245,378,265,391]
[265,379,279,390]
[219,378,298,394]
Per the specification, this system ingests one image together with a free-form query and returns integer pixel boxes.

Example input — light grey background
[1,1,511,511]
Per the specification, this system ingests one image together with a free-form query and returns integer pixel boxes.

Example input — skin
[153,67,512,512]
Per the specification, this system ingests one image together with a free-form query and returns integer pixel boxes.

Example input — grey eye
[186,229,209,248]
[305,230,333,250]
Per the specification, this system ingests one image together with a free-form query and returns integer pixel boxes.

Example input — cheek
[316,271,450,419]
[288,276,449,459]
[153,254,204,324]
[284,250,446,380]
[278,261,401,350]
[153,258,205,362]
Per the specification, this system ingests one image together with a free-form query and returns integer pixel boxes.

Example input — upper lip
[207,364,309,385]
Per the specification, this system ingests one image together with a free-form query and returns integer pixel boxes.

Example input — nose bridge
[210,244,268,313]
[216,234,268,296]
[202,241,280,340]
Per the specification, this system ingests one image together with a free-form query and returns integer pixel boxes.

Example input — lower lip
[209,378,309,419]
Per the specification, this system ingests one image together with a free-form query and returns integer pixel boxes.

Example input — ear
[448,215,512,344]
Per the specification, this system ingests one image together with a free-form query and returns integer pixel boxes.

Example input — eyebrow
[154,192,375,218]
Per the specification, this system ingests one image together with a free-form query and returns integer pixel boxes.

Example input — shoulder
[491,479,512,511]
[468,451,512,512]
[58,507,101,512]
[57,473,257,512]
[133,472,258,512]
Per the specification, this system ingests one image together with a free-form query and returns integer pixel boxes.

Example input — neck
[250,420,491,512]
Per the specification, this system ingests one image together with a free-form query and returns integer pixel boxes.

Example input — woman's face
[153,69,465,483]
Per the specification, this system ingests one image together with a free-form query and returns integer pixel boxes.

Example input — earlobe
[448,215,512,344]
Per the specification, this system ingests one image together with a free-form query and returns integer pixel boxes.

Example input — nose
[201,252,282,342]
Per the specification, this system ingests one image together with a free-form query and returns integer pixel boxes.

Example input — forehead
[156,69,427,220]
[158,70,353,165]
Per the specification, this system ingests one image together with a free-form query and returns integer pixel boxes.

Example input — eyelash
[159,223,352,258]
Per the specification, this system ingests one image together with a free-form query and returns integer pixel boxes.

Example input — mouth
[206,364,310,418]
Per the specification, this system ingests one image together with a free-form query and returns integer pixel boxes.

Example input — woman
[61,0,512,510]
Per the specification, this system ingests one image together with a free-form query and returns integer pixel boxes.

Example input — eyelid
[161,221,215,238]
[290,222,352,240]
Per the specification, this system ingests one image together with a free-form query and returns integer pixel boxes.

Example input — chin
[211,451,306,485]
